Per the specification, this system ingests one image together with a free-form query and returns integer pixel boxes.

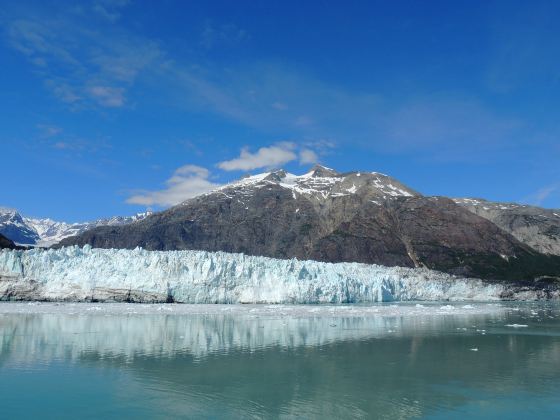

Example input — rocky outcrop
[59,166,560,282]
[454,199,560,256]
[0,233,17,250]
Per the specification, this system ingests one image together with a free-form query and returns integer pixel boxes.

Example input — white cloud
[299,149,318,165]
[126,142,326,207]
[126,165,219,207]
[218,143,297,171]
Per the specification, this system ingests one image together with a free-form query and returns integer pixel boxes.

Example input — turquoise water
[0,302,559,419]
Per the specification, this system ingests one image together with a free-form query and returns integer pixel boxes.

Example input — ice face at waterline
[0,246,550,303]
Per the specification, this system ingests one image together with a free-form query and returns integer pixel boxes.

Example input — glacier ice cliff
[0,246,557,303]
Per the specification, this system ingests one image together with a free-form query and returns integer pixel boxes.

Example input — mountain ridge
[58,165,560,282]
[0,207,152,246]
[453,198,560,256]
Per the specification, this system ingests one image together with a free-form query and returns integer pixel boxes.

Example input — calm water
[0,302,559,419]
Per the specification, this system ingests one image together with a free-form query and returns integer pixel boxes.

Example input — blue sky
[1,0,559,221]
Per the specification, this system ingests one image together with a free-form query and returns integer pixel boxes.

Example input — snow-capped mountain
[208,165,418,203]
[0,208,40,245]
[59,165,560,282]
[0,207,151,246]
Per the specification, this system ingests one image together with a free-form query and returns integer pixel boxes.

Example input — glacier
[0,246,555,303]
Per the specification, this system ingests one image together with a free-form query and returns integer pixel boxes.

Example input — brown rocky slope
[59,166,560,283]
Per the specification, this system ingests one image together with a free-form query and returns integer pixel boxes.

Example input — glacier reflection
[0,302,506,363]
[1,302,560,419]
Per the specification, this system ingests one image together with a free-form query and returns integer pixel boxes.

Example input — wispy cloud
[3,2,536,167]
[375,97,523,162]
[299,149,318,165]
[5,7,160,109]
[126,165,220,207]
[524,184,559,206]
[37,124,63,138]
[200,21,248,49]
[87,85,125,107]
[33,123,113,155]
[485,3,559,94]
[92,0,130,22]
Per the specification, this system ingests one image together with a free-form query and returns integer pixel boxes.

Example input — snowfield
[0,246,555,303]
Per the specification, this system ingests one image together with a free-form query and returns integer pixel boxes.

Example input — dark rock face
[0,233,18,250]
[59,166,560,282]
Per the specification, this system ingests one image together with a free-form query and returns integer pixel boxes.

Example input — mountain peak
[0,207,19,216]
[310,164,339,177]
[263,169,288,182]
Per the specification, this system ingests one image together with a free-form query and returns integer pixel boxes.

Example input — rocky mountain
[0,207,152,246]
[454,198,560,256]
[0,233,17,249]
[59,165,560,282]
[0,208,40,244]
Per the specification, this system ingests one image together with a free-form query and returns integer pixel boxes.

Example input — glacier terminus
[0,246,557,303]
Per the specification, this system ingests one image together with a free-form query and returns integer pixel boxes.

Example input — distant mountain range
[0,207,151,246]
[56,165,560,283]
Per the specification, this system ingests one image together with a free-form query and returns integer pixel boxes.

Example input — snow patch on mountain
[198,165,417,204]
[0,208,152,246]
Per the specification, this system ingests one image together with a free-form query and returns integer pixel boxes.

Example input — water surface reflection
[0,302,559,418]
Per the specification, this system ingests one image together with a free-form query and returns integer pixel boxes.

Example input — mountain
[454,198,560,256]
[0,207,152,246]
[59,165,560,282]
[0,233,18,249]
[0,208,40,244]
